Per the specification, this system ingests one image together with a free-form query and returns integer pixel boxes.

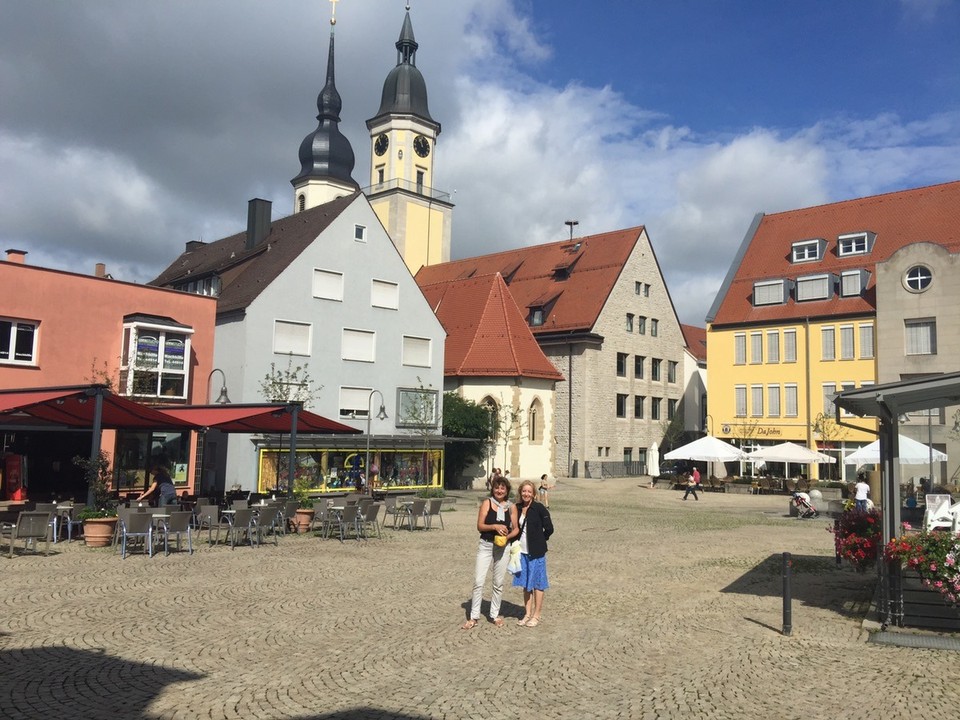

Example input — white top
[855,481,870,501]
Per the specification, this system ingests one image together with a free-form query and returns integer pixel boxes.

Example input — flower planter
[83,517,118,547]
[293,509,315,534]
[724,483,755,495]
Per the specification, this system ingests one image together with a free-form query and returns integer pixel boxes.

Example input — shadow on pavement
[719,553,874,617]
[0,645,202,718]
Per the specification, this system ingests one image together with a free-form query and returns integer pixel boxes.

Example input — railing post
[782,551,793,636]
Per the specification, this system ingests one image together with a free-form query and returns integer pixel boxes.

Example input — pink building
[0,249,217,500]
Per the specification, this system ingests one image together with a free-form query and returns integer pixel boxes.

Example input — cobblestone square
[2,478,957,719]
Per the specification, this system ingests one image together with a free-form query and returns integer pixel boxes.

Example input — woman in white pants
[461,477,518,629]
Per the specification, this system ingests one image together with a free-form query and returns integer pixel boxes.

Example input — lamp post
[564,220,579,241]
[704,414,714,437]
[207,368,231,404]
[365,390,388,496]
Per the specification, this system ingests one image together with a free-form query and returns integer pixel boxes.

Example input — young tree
[442,393,494,488]
[812,412,848,480]
[397,378,441,487]
[259,354,321,406]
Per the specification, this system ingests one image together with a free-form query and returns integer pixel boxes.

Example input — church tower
[291,8,359,213]
[365,6,453,273]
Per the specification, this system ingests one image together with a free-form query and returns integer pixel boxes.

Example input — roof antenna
[565,220,579,241]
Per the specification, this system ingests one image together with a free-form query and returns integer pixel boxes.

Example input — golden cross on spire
[329,0,339,25]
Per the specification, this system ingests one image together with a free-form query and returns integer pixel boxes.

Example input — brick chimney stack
[5,249,27,264]
[95,263,107,278]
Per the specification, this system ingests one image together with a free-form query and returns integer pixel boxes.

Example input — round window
[903,265,932,293]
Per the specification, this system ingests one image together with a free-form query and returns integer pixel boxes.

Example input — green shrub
[416,487,446,499]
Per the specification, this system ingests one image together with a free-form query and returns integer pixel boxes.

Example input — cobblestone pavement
[2,478,958,719]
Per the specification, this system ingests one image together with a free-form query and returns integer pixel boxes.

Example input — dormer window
[529,308,545,326]
[791,239,825,263]
[837,231,875,257]
[795,274,833,302]
[753,279,786,306]
[840,270,868,297]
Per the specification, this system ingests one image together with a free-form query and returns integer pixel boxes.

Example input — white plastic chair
[923,494,955,532]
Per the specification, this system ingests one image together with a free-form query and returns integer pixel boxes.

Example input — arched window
[482,396,499,443]
[298,194,306,213]
[528,397,544,445]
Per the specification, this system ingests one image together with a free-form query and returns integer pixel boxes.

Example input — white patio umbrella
[844,435,947,466]
[747,441,836,464]
[664,435,747,462]
[648,442,660,477]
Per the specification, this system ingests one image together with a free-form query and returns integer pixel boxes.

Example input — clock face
[374,133,389,156]
[413,135,430,158]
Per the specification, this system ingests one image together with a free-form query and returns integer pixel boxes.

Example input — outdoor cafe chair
[328,504,361,542]
[56,503,83,541]
[254,507,281,546]
[399,498,427,531]
[193,504,220,542]
[380,496,400,528]
[159,511,194,555]
[120,511,155,559]
[113,506,137,549]
[310,502,331,534]
[1,511,53,558]
[217,508,257,549]
[358,502,382,539]
[231,499,250,510]
[281,500,298,535]
[423,498,444,530]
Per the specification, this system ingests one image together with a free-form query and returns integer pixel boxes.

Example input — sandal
[460,619,478,630]
[524,617,540,627]
[517,616,530,626]
[492,616,505,628]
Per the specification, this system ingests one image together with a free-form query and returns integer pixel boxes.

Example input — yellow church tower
[365,6,453,274]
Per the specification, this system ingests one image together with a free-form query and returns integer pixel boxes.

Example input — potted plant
[885,524,960,606]
[73,451,118,547]
[829,507,882,572]
[291,474,316,534]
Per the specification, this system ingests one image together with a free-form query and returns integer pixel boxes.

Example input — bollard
[782,551,792,636]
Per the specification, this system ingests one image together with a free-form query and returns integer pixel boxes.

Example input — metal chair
[159,511,194,555]
[310,502,331,534]
[217,508,257,549]
[193,504,220,544]
[381,496,401,528]
[328,505,361,542]
[120,512,155,559]
[423,498,444,530]
[1,511,53,558]
[56,503,83,541]
[358,502,382,539]
[399,499,427,531]
[254,506,281,546]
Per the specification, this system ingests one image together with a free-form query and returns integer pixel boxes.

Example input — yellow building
[364,9,453,274]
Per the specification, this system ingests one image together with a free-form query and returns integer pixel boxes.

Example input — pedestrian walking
[682,467,701,501]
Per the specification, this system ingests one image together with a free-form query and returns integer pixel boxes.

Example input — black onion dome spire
[370,10,437,129]
[292,28,358,187]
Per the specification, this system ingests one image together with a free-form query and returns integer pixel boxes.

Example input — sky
[2,0,959,325]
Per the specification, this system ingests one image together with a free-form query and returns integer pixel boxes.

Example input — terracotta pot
[83,517,119,547]
[293,509,315,534]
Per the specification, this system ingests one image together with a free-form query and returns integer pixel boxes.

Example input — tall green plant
[442,392,494,487]
[73,450,117,517]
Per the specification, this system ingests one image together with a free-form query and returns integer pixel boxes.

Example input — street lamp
[704,413,714,437]
[564,220,579,241]
[365,390,388,495]
[207,368,231,404]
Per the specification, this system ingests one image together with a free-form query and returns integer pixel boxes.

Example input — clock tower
[365,6,452,273]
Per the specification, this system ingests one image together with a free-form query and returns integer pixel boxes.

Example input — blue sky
[1,0,958,325]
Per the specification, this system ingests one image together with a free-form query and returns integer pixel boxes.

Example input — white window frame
[401,335,432,367]
[273,320,312,357]
[837,232,870,256]
[397,387,439,429]
[750,385,763,417]
[341,328,375,362]
[840,270,862,297]
[796,274,832,302]
[904,265,933,293]
[339,386,372,418]
[905,318,937,355]
[822,383,837,416]
[783,329,797,363]
[859,324,875,359]
[839,325,855,360]
[821,326,836,361]
[768,385,781,418]
[0,317,39,365]
[785,384,799,417]
[371,279,399,310]
[791,239,823,263]
[354,224,367,243]
[120,321,194,399]
[735,385,747,418]
[312,269,344,301]
[753,279,785,306]
[750,332,763,364]
[766,331,780,363]
[734,333,746,365]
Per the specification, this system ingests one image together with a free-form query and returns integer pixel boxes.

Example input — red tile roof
[680,324,707,363]
[710,181,960,327]
[415,227,644,336]
[418,273,563,380]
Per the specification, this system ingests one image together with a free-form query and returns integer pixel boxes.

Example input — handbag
[507,540,522,575]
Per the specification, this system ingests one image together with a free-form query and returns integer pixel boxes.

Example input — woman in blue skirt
[513,480,554,627]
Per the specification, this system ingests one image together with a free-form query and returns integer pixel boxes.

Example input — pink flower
[903,522,913,530]
[935,581,944,588]
[931,563,938,572]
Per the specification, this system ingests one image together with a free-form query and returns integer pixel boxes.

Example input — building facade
[707,181,960,481]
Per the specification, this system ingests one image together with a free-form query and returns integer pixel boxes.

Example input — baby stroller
[792,491,819,519]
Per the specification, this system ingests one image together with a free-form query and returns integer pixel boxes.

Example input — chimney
[95,263,107,278]
[185,240,205,252]
[246,198,272,250]
[5,249,27,264]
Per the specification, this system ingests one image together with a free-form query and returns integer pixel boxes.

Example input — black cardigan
[518,501,553,559]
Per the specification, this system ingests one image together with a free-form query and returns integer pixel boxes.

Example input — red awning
[0,386,197,430]
[155,404,361,434]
